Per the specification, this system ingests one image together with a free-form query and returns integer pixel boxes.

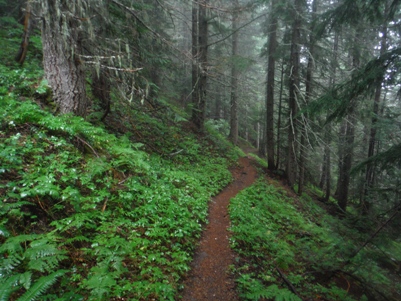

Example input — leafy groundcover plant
[0,94,233,300]
[229,180,398,301]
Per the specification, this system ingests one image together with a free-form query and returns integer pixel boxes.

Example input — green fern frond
[16,270,66,301]
[0,255,23,274]
[19,272,32,290]
[0,274,20,301]
[59,235,90,246]
[0,202,32,216]
[50,213,97,233]
[0,226,10,238]
[27,252,67,273]
[25,243,59,260]
[0,234,40,253]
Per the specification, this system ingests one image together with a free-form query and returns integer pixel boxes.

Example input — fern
[0,254,23,274]
[0,226,10,238]
[0,202,32,216]
[16,270,66,301]
[18,238,67,273]
[0,274,20,301]
[0,234,40,251]
[19,272,32,290]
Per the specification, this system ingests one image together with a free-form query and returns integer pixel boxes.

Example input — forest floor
[180,155,258,300]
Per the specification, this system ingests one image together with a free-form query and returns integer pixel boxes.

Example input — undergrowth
[229,180,400,301]
[0,94,233,300]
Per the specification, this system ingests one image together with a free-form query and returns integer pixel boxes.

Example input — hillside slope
[1,14,401,301]
[0,93,238,300]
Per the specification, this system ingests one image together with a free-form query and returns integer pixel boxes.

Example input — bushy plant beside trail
[0,93,233,300]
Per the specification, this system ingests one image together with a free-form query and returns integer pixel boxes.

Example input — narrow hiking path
[180,156,258,301]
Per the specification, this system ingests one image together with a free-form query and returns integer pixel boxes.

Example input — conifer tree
[286,0,302,188]
[41,0,88,116]
[265,0,278,170]
[228,0,240,145]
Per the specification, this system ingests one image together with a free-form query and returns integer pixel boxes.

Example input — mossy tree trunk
[41,0,87,117]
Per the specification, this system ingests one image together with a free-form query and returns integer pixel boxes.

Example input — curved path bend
[181,157,258,301]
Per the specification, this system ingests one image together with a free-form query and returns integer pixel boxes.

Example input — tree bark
[337,33,359,213]
[41,0,87,117]
[286,0,302,188]
[192,0,208,132]
[266,0,278,170]
[334,119,346,199]
[229,0,240,145]
[276,62,285,169]
[337,110,356,212]
[363,8,388,214]
[191,1,199,126]
[323,29,339,201]
[298,0,318,195]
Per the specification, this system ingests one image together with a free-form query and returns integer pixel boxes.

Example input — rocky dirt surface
[180,156,258,301]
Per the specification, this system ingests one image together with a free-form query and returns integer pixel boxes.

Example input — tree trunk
[229,1,239,145]
[324,141,331,202]
[298,0,318,195]
[257,122,261,150]
[15,1,32,66]
[192,0,208,131]
[41,0,87,117]
[322,30,339,201]
[191,1,199,126]
[337,33,360,213]
[363,11,388,214]
[334,119,346,198]
[276,62,285,169]
[337,111,356,212]
[286,0,302,188]
[319,150,327,189]
[266,0,278,170]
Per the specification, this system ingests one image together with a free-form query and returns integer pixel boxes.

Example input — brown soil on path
[180,156,258,301]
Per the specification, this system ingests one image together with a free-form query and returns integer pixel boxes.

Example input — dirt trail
[180,156,258,301]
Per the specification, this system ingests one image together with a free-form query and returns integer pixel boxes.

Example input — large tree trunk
[266,0,278,170]
[41,0,87,117]
[321,30,339,201]
[337,33,360,213]
[286,0,302,188]
[229,0,239,145]
[363,10,388,214]
[192,0,208,131]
